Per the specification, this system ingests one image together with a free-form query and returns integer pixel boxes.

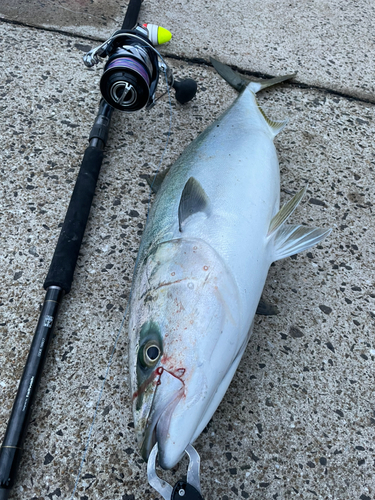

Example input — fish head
[129,238,242,469]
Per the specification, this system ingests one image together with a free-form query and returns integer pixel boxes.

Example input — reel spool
[98,29,160,112]
[100,45,157,112]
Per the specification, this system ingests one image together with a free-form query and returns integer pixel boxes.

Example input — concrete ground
[0,1,374,499]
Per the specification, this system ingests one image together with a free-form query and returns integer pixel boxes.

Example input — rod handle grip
[122,0,143,29]
[43,146,104,292]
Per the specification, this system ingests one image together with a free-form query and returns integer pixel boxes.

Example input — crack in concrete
[0,16,104,43]
[1,16,374,106]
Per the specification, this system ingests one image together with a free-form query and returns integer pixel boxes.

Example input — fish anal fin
[256,298,279,316]
[179,177,210,232]
[272,224,332,261]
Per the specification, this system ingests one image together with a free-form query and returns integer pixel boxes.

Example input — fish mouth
[138,367,185,467]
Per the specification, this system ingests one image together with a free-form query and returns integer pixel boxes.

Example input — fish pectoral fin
[268,186,331,261]
[146,167,171,194]
[256,298,279,316]
[178,177,210,232]
[272,224,332,261]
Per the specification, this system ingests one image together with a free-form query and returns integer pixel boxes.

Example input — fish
[128,58,331,470]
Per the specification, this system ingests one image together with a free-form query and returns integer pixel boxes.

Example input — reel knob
[172,79,197,104]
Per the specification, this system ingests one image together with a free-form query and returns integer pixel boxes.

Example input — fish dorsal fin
[268,186,331,261]
[256,298,279,316]
[268,186,307,236]
[178,177,210,232]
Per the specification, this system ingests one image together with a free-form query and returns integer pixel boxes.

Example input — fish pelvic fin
[272,224,332,261]
[268,186,332,261]
[179,177,210,232]
[268,186,307,235]
[146,166,171,194]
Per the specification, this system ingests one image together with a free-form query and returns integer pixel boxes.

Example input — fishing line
[69,65,173,499]
[146,61,174,218]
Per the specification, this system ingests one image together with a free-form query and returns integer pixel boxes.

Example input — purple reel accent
[106,56,150,86]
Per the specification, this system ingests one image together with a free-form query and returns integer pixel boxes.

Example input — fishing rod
[0,1,198,498]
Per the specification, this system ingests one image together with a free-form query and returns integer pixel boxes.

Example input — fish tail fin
[210,57,248,92]
[210,57,296,94]
[248,74,297,94]
[210,57,295,137]
[268,185,332,261]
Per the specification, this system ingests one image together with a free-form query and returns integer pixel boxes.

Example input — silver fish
[128,59,331,470]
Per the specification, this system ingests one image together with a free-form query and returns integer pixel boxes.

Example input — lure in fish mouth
[128,59,331,470]
[136,364,186,466]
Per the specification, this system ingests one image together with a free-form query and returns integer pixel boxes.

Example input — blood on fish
[161,354,173,365]
[175,368,186,377]
[132,367,163,400]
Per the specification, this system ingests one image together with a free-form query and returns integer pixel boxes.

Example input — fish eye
[141,341,161,367]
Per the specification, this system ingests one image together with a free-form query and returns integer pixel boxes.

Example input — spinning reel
[84,23,197,111]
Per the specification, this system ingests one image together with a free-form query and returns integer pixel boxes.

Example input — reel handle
[172,78,197,104]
